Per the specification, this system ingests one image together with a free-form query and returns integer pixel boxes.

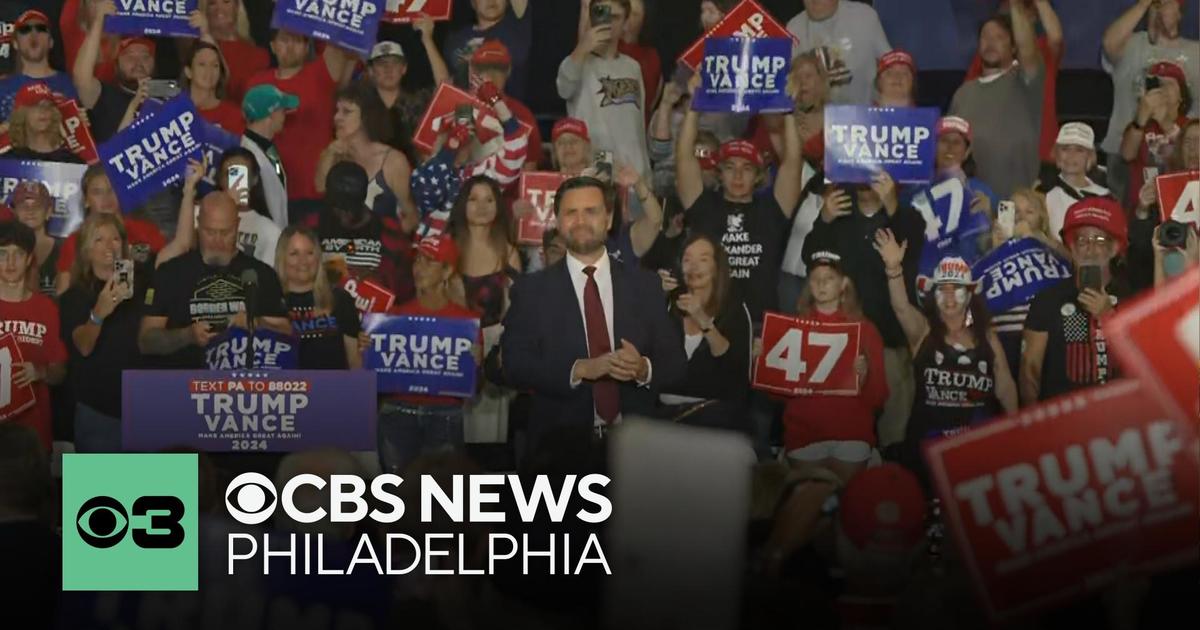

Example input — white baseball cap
[370,41,405,62]
[1055,122,1095,150]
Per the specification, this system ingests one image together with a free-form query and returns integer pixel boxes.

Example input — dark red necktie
[583,266,619,423]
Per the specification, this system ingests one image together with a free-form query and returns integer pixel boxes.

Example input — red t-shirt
[502,94,543,168]
[198,100,246,136]
[617,41,662,125]
[0,293,68,450]
[217,39,271,106]
[965,35,1059,161]
[57,216,166,273]
[781,310,889,450]
[60,0,117,84]
[386,298,481,407]
[247,61,337,201]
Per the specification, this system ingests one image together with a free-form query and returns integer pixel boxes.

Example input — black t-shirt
[286,289,361,370]
[1025,278,1124,401]
[60,279,147,417]
[685,189,789,325]
[89,82,135,143]
[143,250,286,368]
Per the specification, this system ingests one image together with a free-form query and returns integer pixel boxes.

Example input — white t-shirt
[1046,179,1111,240]
[237,209,282,267]
[556,52,651,178]
[787,1,892,105]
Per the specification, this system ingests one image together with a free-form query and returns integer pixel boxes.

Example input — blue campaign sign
[122,370,377,452]
[692,37,793,114]
[105,0,200,38]
[0,159,87,237]
[973,237,1073,314]
[271,0,385,56]
[824,105,938,184]
[205,327,300,371]
[99,94,203,212]
[198,118,242,193]
[911,176,993,279]
[363,314,480,398]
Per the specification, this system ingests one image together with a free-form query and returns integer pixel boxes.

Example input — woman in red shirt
[369,235,482,475]
[781,251,888,485]
[184,40,244,135]
[201,0,270,104]
[0,220,67,451]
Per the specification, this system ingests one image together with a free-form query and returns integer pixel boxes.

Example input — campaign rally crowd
[0,0,1197,627]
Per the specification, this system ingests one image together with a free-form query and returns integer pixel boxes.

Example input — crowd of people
[0,0,1197,627]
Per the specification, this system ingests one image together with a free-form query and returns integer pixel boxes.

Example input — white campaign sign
[914,177,965,242]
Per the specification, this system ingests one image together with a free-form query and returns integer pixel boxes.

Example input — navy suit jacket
[501,256,687,438]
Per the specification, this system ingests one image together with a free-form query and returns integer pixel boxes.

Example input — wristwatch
[89,310,104,326]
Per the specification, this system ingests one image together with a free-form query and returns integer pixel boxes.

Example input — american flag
[1064,310,1102,385]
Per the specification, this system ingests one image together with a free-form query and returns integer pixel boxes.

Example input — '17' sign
[752,312,861,396]
[516,172,568,245]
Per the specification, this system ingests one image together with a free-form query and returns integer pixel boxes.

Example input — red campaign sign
[343,277,396,314]
[412,83,533,155]
[1105,266,1200,422]
[0,332,36,422]
[925,380,1200,623]
[382,0,453,23]
[516,171,568,245]
[58,98,99,165]
[677,0,799,71]
[752,312,861,396]
[1156,170,1200,228]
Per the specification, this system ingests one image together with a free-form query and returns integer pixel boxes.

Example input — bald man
[139,192,289,368]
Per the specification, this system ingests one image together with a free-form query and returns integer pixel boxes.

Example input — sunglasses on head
[17,23,49,35]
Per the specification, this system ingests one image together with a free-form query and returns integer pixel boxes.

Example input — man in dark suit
[502,176,686,444]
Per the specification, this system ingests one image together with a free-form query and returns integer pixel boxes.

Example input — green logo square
[62,454,198,591]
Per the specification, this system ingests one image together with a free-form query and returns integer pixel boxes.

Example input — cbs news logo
[62,454,198,591]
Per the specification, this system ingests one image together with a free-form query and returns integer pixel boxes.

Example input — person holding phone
[1120,61,1192,208]
[1021,197,1129,405]
[71,1,157,142]
[218,148,281,266]
[59,213,145,452]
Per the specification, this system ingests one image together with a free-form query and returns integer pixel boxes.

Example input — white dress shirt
[564,250,651,426]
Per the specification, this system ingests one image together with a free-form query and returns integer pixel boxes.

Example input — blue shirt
[0,72,79,120]
[442,4,532,101]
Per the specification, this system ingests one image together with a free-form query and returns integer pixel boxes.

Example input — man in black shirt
[801,173,926,448]
[675,104,804,330]
[70,0,155,142]
[1022,197,1128,404]
[138,191,289,369]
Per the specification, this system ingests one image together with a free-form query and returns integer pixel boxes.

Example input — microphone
[240,268,258,370]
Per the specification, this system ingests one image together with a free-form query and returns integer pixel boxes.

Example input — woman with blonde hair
[197,0,269,103]
[59,213,143,451]
[5,82,80,162]
[275,225,361,370]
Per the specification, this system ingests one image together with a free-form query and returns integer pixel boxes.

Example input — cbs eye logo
[76,495,186,549]
[224,472,278,524]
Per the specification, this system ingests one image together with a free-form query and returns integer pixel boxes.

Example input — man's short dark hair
[0,220,35,255]
[553,176,616,216]
[979,15,1014,43]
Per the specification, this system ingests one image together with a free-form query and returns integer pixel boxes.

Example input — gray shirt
[950,64,1045,199]
[786,1,891,105]
[557,53,651,179]
[1100,31,1200,155]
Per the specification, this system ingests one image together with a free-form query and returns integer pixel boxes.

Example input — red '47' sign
[382,0,453,23]
[1156,170,1199,228]
[1105,265,1200,422]
[678,0,798,71]
[516,172,568,245]
[925,380,1200,622]
[0,332,35,422]
[752,312,860,396]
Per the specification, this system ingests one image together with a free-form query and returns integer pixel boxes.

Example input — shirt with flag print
[1025,278,1122,401]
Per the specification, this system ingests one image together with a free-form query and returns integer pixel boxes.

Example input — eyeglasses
[16,24,49,35]
[1073,234,1111,247]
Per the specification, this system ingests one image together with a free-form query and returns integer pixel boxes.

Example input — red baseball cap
[118,37,157,58]
[1148,61,1188,90]
[13,10,49,30]
[13,82,55,110]
[717,140,763,167]
[471,40,512,68]
[416,235,460,267]
[877,49,915,75]
[838,464,926,552]
[1061,197,1129,253]
[10,180,51,209]
[936,116,972,143]
[551,117,590,143]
